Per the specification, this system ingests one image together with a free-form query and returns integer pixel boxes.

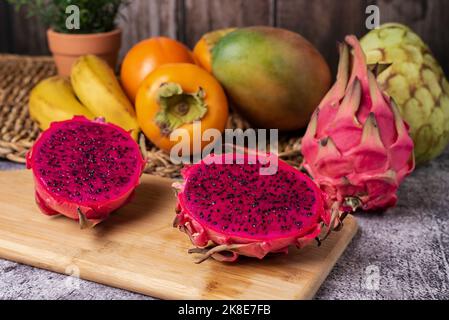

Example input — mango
[212,26,331,130]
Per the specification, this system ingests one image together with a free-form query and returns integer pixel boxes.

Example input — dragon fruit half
[27,116,146,228]
[302,35,414,216]
[173,151,330,263]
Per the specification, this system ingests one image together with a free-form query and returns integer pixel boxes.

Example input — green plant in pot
[8,0,125,75]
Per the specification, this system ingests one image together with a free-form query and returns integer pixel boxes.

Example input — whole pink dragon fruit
[27,116,146,228]
[173,151,330,263]
[302,35,414,216]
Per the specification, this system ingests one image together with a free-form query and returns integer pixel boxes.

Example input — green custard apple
[361,23,449,164]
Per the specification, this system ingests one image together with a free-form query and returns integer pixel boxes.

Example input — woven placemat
[0,55,55,163]
[0,54,303,178]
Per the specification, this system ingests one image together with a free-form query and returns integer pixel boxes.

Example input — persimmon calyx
[155,82,208,136]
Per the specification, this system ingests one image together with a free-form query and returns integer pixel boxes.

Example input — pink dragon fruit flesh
[26,116,146,228]
[173,151,330,263]
[302,35,415,215]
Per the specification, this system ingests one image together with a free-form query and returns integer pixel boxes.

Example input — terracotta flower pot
[47,28,122,76]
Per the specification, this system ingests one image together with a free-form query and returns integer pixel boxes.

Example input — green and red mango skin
[212,26,332,130]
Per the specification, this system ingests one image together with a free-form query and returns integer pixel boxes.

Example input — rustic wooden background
[1,0,448,74]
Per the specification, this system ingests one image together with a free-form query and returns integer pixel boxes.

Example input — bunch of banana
[29,76,94,130]
[29,55,140,140]
[71,55,139,140]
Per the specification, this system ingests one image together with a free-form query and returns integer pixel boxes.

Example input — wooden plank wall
[1,0,448,74]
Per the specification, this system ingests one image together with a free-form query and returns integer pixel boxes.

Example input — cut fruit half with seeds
[27,116,146,228]
[173,151,331,263]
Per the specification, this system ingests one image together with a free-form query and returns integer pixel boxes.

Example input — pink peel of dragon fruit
[26,116,146,228]
[173,151,330,263]
[302,35,414,221]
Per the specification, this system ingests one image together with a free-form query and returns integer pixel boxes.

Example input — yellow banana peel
[29,76,94,130]
[70,55,140,140]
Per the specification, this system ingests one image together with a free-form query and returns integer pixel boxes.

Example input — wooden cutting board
[0,170,357,300]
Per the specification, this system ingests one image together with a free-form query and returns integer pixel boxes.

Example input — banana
[29,76,94,130]
[70,55,140,140]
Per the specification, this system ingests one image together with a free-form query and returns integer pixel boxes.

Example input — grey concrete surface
[1,147,449,300]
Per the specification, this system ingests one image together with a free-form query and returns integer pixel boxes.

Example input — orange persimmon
[121,37,195,103]
[136,63,228,153]
[193,28,236,73]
